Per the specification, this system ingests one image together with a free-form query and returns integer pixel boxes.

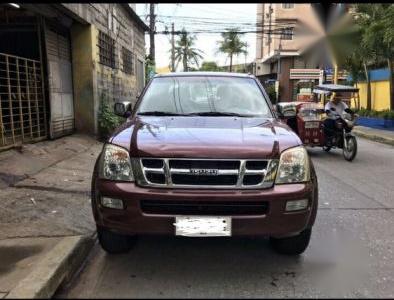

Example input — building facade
[255,3,336,102]
[0,3,148,150]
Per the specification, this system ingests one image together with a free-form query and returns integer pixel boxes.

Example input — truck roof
[154,72,255,78]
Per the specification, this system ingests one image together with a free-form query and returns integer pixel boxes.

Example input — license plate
[305,121,320,129]
[174,216,232,237]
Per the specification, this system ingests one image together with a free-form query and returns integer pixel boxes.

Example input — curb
[6,235,95,299]
[353,129,394,146]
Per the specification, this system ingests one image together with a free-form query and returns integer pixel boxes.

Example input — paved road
[57,138,394,298]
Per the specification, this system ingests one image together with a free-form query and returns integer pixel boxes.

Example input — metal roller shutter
[44,21,74,139]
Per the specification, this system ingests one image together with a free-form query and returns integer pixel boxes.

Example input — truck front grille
[140,200,269,215]
[135,158,279,189]
[172,174,238,186]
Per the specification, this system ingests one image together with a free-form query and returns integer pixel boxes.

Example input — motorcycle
[275,84,360,162]
[322,110,358,161]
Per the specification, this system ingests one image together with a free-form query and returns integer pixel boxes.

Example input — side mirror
[114,101,132,118]
[274,104,284,118]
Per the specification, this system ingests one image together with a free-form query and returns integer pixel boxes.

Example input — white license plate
[305,121,320,129]
[174,216,232,237]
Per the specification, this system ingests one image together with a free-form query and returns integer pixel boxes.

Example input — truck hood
[109,116,301,159]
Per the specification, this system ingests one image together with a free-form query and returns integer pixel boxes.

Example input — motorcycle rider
[324,93,355,146]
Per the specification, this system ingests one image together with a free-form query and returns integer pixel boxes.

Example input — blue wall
[357,117,394,131]
[348,68,390,83]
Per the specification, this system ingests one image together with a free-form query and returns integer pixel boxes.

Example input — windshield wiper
[186,112,255,117]
[138,111,258,117]
[137,111,186,116]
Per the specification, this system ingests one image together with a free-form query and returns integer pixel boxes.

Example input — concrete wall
[355,81,390,111]
[63,3,146,134]
[70,23,96,134]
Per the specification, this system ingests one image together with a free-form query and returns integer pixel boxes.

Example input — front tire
[97,227,135,254]
[343,136,357,161]
[270,228,311,255]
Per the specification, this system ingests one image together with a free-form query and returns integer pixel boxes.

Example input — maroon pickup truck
[91,72,318,255]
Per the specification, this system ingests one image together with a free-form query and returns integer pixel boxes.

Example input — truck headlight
[275,146,310,184]
[99,144,134,181]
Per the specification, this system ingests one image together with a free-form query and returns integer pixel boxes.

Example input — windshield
[136,76,272,117]
[298,103,325,121]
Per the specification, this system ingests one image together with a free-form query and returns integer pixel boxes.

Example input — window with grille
[98,31,116,68]
[282,3,294,9]
[122,47,134,75]
[281,27,293,40]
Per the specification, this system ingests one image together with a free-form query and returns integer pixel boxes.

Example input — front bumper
[93,179,317,238]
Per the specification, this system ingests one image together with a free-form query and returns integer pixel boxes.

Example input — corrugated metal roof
[314,84,359,92]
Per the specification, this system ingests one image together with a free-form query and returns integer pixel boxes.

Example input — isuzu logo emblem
[189,169,219,176]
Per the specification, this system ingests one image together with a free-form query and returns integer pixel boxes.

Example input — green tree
[328,23,365,109]
[217,28,248,72]
[199,61,222,71]
[173,29,204,71]
[144,54,156,84]
[328,4,393,110]
[354,4,394,109]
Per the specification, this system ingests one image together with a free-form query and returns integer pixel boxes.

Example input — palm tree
[173,29,204,71]
[217,28,248,72]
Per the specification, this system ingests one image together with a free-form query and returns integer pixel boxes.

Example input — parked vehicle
[276,84,359,161]
[91,72,318,255]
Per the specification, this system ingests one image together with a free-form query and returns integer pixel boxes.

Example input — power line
[153,19,297,31]
[141,4,257,20]
[155,29,292,36]
[144,14,294,26]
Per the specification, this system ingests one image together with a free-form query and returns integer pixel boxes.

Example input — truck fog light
[101,197,124,209]
[286,199,308,211]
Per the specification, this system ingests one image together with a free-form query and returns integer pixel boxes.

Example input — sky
[136,4,257,70]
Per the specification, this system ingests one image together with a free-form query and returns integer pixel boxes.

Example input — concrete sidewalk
[0,134,102,298]
[353,126,394,146]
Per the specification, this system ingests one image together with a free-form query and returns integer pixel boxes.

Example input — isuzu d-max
[91,72,318,255]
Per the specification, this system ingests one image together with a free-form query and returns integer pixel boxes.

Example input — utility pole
[149,4,156,64]
[171,22,175,72]
[275,30,283,104]
[268,4,273,55]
